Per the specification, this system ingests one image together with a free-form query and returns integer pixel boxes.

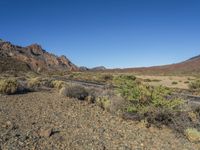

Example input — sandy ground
[136,75,195,89]
[0,90,199,150]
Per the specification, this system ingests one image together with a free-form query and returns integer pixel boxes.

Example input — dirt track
[0,90,199,150]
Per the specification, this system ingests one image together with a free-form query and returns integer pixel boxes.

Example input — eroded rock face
[0,42,78,72]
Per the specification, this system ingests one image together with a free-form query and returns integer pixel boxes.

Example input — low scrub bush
[151,86,183,110]
[189,79,200,91]
[62,85,88,100]
[113,75,194,136]
[114,75,151,104]
[172,81,178,85]
[0,78,19,95]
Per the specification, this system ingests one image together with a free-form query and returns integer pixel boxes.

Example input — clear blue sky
[0,0,200,68]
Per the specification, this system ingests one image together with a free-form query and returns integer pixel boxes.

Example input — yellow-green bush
[96,96,111,110]
[0,78,19,94]
[27,77,41,88]
[114,75,150,103]
[51,80,67,89]
[114,74,183,112]
[185,128,200,142]
[151,86,183,110]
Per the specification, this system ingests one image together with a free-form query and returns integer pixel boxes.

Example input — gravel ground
[0,90,199,150]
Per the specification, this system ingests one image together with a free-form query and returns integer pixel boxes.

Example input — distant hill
[0,41,78,73]
[106,55,200,75]
[91,66,106,71]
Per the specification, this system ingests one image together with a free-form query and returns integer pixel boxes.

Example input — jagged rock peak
[26,44,45,53]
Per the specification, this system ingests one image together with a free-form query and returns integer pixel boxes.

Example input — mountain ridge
[0,41,78,73]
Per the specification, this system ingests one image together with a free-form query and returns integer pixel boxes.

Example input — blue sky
[0,0,200,68]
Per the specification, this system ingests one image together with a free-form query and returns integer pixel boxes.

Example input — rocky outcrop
[0,41,78,73]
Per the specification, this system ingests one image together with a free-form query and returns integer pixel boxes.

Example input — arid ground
[0,90,199,150]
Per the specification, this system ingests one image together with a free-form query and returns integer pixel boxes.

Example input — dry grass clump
[51,80,67,89]
[185,128,200,142]
[27,77,42,89]
[0,78,19,95]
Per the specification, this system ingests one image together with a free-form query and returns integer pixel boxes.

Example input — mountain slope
[108,55,200,75]
[0,41,78,73]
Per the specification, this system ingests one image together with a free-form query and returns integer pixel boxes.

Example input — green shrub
[0,78,19,94]
[114,75,150,103]
[114,75,185,129]
[151,86,183,110]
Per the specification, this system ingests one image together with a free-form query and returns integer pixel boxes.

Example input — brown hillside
[106,56,200,75]
[0,41,78,73]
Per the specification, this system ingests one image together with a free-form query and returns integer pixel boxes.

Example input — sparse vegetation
[111,74,200,137]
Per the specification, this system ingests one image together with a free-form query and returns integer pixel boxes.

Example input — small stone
[4,121,13,128]
[39,128,53,138]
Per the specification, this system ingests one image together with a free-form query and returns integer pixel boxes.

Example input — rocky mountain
[0,41,78,73]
